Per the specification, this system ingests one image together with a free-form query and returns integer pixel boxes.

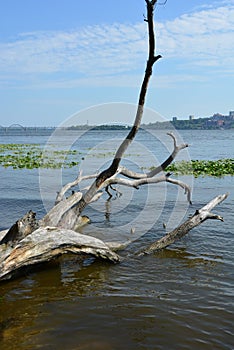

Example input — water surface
[0,129,233,349]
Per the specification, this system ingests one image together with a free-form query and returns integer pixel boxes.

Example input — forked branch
[55,172,98,204]
[119,132,189,179]
[105,173,192,203]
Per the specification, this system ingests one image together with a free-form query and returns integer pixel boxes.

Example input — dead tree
[0,1,228,281]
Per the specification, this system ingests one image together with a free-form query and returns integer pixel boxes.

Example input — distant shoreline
[0,124,233,133]
[1,111,233,131]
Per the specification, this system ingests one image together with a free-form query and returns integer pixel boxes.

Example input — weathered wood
[55,173,98,204]
[119,133,189,179]
[0,227,120,281]
[40,192,83,227]
[104,172,192,203]
[0,230,8,242]
[137,193,229,255]
[35,1,190,231]
[0,193,228,281]
[0,210,38,246]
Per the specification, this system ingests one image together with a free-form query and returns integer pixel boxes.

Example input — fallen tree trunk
[0,226,120,281]
[0,193,228,281]
[137,193,229,256]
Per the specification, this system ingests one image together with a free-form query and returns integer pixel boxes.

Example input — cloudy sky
[0,0,233,126]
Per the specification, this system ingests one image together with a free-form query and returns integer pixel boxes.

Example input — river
[0,129,233,349]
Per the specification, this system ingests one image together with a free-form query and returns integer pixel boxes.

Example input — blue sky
[0,0,233,126]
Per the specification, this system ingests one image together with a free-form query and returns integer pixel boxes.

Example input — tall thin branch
[58,1,162,226]
[95,0,161,187]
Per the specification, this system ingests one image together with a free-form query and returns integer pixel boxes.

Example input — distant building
[168,111,234,129]
[212,113,223,120]
[217,120,224,127]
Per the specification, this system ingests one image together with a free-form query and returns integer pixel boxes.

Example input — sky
[0,0,233,126]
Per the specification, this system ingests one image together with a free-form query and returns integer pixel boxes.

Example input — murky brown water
[1,227,233,350]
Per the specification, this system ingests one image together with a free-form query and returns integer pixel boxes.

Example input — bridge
[0,125,56,135]
[8,124,27,130]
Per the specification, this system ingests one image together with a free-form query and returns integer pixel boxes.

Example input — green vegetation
[165,159,234,177]
[0,144,79,169]
[1,144,233,176]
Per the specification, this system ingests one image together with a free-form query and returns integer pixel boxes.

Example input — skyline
[0,0,233,126]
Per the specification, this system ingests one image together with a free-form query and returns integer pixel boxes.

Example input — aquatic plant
[0,143,79,169]
[165,159,234,177]
[1,144,233,176]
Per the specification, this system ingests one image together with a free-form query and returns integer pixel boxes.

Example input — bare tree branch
[103,173,192,203]
[55,172,98,204]
[0,193,227,281]
[94,0,161,188]
[166,177,192,204]
[137,193,229,255]
[119,132,189,179]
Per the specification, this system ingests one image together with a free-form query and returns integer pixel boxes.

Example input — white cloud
[0,3,233,88]
[160,6,234,60]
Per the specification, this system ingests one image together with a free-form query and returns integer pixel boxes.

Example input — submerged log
[0,227,120,281]
[0,193,228,282]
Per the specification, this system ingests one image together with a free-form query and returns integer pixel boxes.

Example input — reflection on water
[0,130,233,349]
[0,240,233,349]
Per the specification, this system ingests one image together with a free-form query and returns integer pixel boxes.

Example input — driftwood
[137,193,229,255]
[0,193,228,281]
[0,227,120,281]
[0,1,229,281]
[0,210,38,246]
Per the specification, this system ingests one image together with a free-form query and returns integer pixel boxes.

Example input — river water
[0,129,233,349]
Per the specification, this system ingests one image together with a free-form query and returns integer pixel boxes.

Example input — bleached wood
[0,227,120,281]
[119,133,189,179]
[41,192,83,227]
[105,173,192,203]
[137,193,229,255]
[55,172,98,204]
